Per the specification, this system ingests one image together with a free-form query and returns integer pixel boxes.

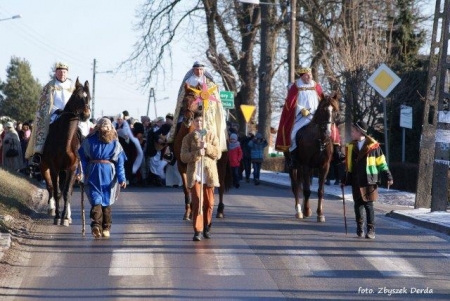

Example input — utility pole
[92,59,97,118]
[92,58,113,119]
[415,0,450,211]
[288,0,297,84]
[148,88,155,119]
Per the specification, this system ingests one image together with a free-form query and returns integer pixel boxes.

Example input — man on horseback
[167,61,227,153]
[26,62,90,164]
[276,67,341,167]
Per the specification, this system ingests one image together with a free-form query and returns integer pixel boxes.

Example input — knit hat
[192,61,205,68]
[165,113,174,120]
[141,116,150,123]
[230,133,238,141]
[154,116,165,123]
[353,120,368,135]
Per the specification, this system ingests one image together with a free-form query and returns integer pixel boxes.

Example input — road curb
[386,210,450,236]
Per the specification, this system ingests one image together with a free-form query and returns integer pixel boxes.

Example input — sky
[0,0,194,121]
[0,0,437,124]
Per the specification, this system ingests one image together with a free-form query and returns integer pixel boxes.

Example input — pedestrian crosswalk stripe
[439,251,450,260]
[358,250,423,278]
[280,250,336,277]
[109,249,154,276]
[205,249,245,276]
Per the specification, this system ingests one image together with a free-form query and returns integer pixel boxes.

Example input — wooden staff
[81,182,86,236]
[341,185,348,235]
[199,105,206,216]
[77,160,86,236]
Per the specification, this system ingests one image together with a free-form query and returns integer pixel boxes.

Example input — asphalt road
[0,182,449,300]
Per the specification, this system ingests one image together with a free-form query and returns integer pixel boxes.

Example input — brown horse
[287,92,340,222]
[173,85,232,220]
[41,78,91,226]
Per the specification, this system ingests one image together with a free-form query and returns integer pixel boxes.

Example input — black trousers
[90,204,112,230]
[354,198,374,229]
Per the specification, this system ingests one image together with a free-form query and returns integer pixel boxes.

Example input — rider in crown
[275,67,324,164]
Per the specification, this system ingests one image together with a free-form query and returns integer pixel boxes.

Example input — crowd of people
[1,61,394,242]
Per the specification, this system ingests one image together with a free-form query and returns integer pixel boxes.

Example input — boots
[366,225,375,239]
[203,224,211,239]
[193,231,201,241]
[356,221,364,238]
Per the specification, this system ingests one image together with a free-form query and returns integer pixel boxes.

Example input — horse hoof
[216,212,224,218]
[68,218,72,224]
[295,212,304,219]
[183,213,191,221]
[62,219,70,227]
[317,215,326,223]
[48,208,56,217]
[53,218,60,225]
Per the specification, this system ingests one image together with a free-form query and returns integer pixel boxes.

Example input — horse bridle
[315,104,335,152]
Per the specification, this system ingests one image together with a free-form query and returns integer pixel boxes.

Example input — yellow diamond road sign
[367,64,401,98]
[240,105,256,123]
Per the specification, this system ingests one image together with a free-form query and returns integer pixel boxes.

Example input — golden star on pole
[188,79,218,110]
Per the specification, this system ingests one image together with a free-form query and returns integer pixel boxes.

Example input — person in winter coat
[180,111,220,241]
[228,133,243,188]
[2,122,24,171]
[78,118,127,239]
[247,132,268,185]
[241,132,254,183]
[341,121,393,240]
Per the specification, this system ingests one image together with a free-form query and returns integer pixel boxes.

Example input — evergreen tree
[387,0,427,163]
[0,57,42,122]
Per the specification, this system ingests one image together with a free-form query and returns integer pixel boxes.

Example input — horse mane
[64,78,90,114]
[321,91,340,112]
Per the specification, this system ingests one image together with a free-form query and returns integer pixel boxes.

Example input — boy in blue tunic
[79,118,127,238]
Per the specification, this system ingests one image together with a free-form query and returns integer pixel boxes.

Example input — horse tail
[223,152,233,192]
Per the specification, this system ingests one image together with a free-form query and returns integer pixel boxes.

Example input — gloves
[301,108,310,117]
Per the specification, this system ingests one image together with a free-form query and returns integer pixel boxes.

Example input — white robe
[290,79,320,151]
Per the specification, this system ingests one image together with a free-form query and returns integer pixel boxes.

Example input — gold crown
[55,62,69,70]
[296,67,312,75]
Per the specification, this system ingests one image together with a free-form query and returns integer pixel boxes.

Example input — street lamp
[92,58,113,119]
[0,14,21,22]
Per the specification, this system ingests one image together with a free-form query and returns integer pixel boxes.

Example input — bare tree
[121,0,263,136]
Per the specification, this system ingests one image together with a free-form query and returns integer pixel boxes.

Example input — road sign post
[240,104,256,135]
[220,91,235,109]
[367,64,401,165]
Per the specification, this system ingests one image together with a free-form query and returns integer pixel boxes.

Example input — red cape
[275,81,323,152]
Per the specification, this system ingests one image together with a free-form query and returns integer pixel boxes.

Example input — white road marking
[109,249,154,276]
[358,250,423,278]
[280,249,336,277]
[439,251,450,260]
[205,249,245,276]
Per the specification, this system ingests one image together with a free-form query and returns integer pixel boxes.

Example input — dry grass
[0,167,46,232]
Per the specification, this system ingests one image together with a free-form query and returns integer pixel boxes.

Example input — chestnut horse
[41,78,91,226]
[173,87,232,220]
[287,92,340,222]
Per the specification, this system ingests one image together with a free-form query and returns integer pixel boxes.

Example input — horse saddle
[50,109,64,124]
